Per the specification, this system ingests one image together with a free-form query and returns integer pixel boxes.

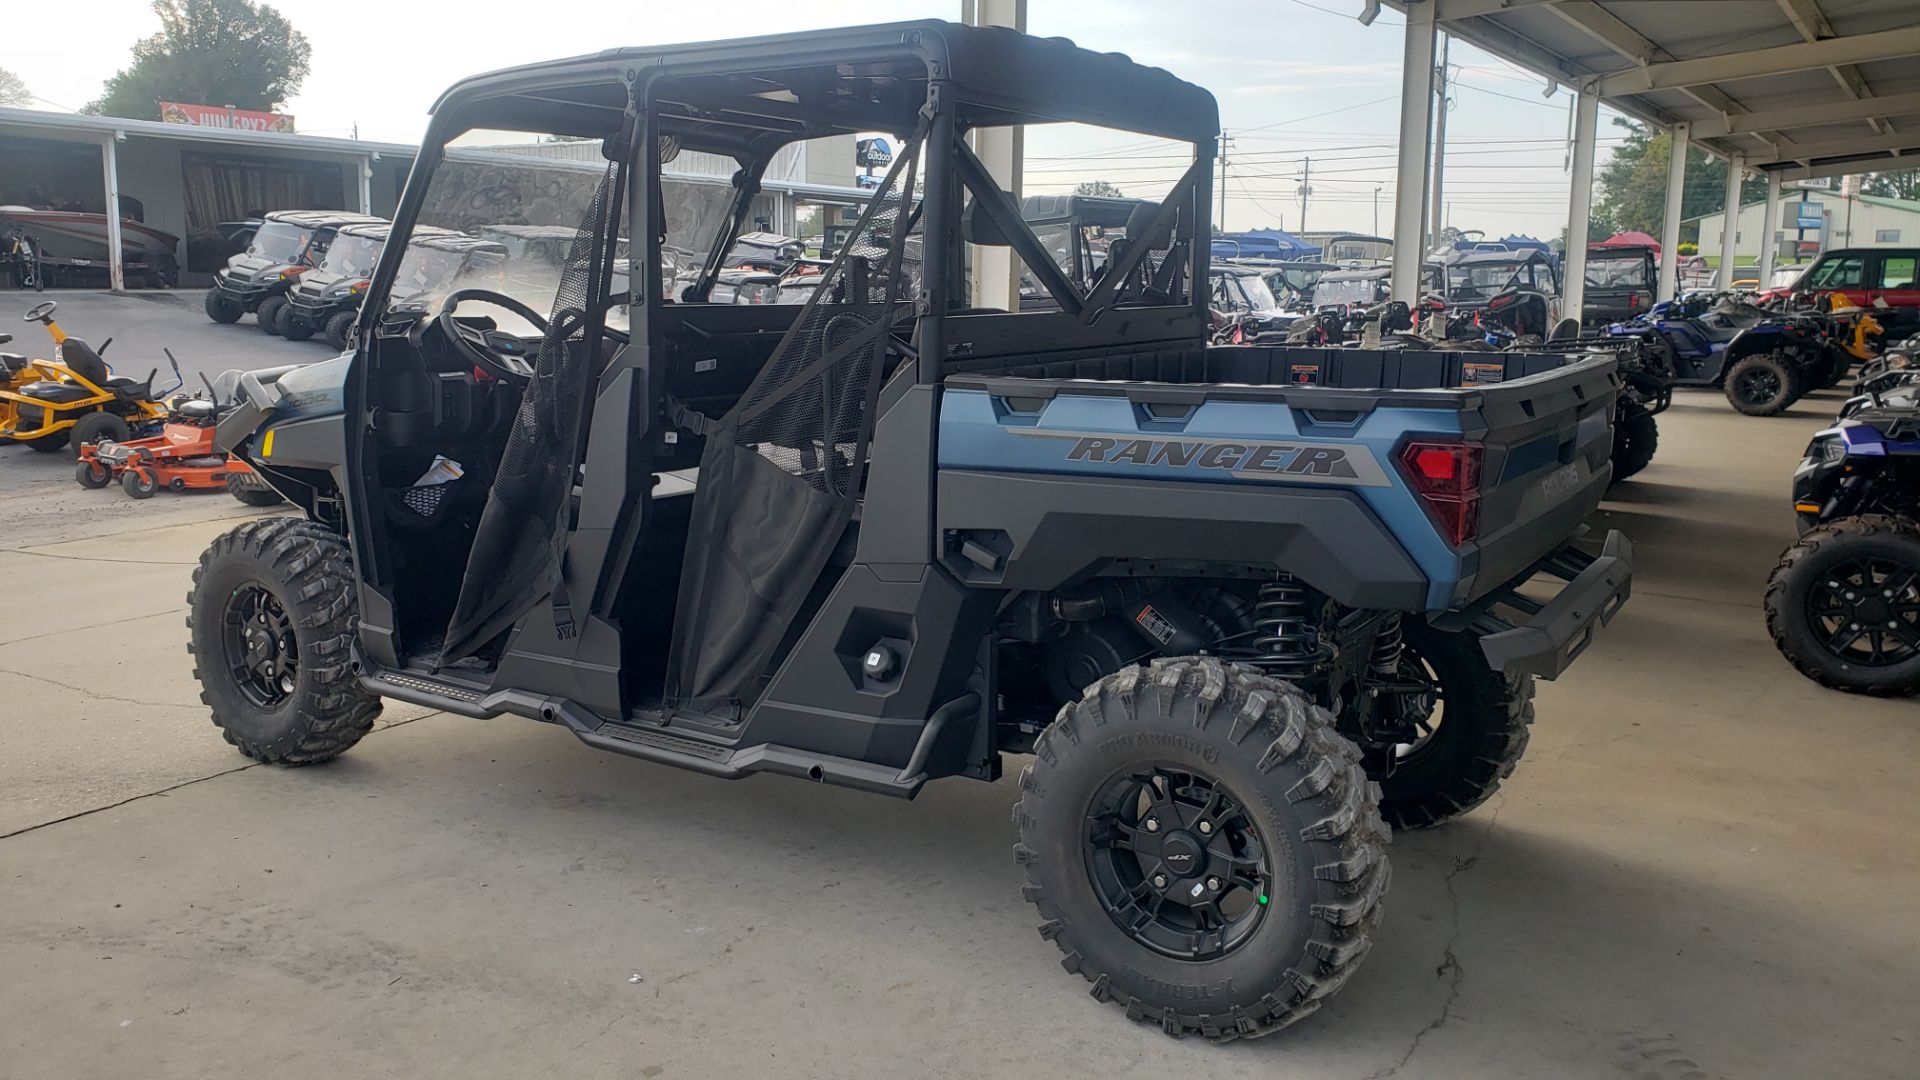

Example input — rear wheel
[1016,658,1389,1040]
[1373,621,1534,831]
[1724,352,1800,416]
[226,470,284,507]
[1765,515,1920,696]
[322,311,357,352]
[68,410,130,456]
[204,290,243,324]
[1609,403,1658,485]
[257,295,288,336]
[277,304,316,341]
[187,518,379,763]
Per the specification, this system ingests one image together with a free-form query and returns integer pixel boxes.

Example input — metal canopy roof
[1387,1,1920,179]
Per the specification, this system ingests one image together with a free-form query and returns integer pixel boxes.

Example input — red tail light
[1628,293,1640,312]
[1487,291,1517,310]
[1399,440,1483,546]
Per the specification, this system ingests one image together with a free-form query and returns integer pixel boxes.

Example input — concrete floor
[1,296,1916,1079]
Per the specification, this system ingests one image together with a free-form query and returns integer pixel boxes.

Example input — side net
[667,135,924,712]
[438,162,619,664]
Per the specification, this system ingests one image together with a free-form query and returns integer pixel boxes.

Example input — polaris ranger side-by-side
[203,210,386,331]
[190,22,1630,1040]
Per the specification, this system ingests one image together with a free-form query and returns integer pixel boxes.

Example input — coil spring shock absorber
[1251,574,1333,684]
[1369,614,1404,677]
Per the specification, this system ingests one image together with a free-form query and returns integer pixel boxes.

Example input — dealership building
[1685,185,1920,263]
[0,105,867,289]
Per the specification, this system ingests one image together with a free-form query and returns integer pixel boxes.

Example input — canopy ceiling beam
[1593,25,1920,96]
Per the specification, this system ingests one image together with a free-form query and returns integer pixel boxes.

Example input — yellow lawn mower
[0,301,180,455]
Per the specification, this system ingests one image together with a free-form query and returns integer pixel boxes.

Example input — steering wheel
[25,300,57,324]
[435,289,549,382]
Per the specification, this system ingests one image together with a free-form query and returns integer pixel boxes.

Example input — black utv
[275,221,402,346]
[203,210,386,332]
[190,21,1630,1041]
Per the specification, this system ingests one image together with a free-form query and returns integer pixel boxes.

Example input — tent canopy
[1213,228,1321,259]
[1596,230,1661,253]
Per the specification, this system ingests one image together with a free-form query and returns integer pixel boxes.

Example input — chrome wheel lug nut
[1197,820,1212,835]
[1152,874,1167,888]
[1206,877,1221,891]
[1143,818,1159,833]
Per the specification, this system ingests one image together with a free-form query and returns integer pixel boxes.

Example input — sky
[0,0,1632,239]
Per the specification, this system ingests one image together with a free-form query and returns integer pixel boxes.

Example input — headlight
[1808,437,1845,464]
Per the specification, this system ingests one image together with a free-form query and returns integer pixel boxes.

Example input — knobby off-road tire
[187,518,379,763]
[1764,515,1920,696]
[204,290,243,324]
[1609,404,1658,485]
[276,303,317,341]
[1014,657,1390,1041]
[1377,621,1535,831]
[322,311,356,353]
[256,295,288,336]
[226,470,285,507]
[1724,352,1801,416]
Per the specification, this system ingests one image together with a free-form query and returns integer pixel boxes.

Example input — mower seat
[0,352,26,375]
[107,377,152,401]
[18,380,93,405]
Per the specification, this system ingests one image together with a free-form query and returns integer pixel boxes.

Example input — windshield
[1771,265,1808,288]
[1269,266,1327,294]
[247,221,311,264]
[1586,254,1651,288]
[1446,260,1538,297]
[1236,273,1279,311]
[1315,275,1384,308]
[321,233,383,278]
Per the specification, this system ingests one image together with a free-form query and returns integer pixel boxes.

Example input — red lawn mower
[75,377,282,505]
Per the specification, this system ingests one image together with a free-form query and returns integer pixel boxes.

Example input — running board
[355,665,928,799]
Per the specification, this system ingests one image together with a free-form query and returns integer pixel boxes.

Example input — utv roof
[428,20,1219,147]
[1441,248,1556,267]
[1020,194,1146,228]
[476,224,578,240]
[336,222,456,242]
[263,210,387,230]
[1319,266,1394,281]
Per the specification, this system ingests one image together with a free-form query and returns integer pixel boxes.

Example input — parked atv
[1765,393,1920,695]
[187,23,1632,1040]
[1610,292,1827,416]
[203,210,387,331]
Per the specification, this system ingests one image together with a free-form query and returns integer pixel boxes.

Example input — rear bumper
[1438,531,1632,679]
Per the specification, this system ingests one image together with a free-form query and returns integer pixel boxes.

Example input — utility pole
[1297,156,1312,236]
[1429,33,1450,243]
[1217,128,1230,229]
[1373,185,1382,236]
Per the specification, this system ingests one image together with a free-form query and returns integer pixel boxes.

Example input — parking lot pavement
[2,358,1916,1076]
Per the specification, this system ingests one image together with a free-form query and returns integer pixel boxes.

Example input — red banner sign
[158,102,295,134]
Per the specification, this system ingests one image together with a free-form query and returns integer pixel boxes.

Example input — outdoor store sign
[159,102,296,134]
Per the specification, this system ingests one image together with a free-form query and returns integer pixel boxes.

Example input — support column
[1429,32,1450,243]
[962,0,1025,311]
[1720,153,1746,290]
[101,135,125,293]
[357,154,374,215]
[1758,168,1782,286]
[1657,122,1688,300]
[1562,87,1599,324]
[1390,0,1437,305]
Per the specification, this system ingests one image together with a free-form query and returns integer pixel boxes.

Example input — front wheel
[257,295,288,336]
[1609,403,1658,485]
[1015,658,1389,1040]
[204,290,243,324]
[187,518,381,763]
[1724,352,1801,416]
[322,311,356,352]
[277,304,316,341]
[1764,515,1920,696]
[226,469,284,507]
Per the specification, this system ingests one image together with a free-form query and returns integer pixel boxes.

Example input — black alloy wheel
[1804,557,1920,667]
[223,583,299,708]
[1083,765,1271,962]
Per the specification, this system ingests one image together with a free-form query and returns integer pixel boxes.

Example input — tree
[1862,169,1920,202]
[0,68,31,108]
[1072,180,1125,198]
[1594,117,1765,242]
[85,0,311,122]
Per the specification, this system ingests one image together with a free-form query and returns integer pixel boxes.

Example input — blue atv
[1765,386,1920,694]
[1609,292,1828,416]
